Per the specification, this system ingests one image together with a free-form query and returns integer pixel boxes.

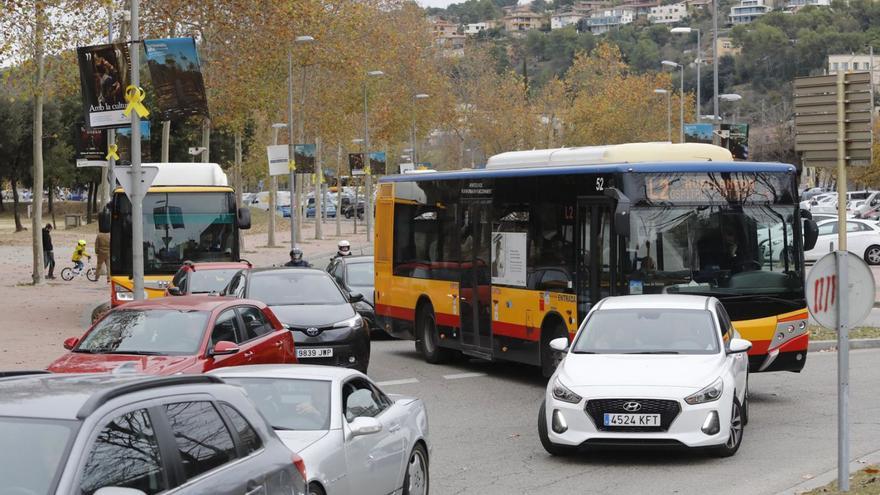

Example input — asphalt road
[363,340,880,495]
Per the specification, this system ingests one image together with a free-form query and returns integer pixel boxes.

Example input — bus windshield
[623,204,803,297]
[112,192,237,275]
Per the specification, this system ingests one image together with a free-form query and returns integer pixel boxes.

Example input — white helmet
[338,240,351,256]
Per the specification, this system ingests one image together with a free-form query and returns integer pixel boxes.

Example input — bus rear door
[460,200,493,356]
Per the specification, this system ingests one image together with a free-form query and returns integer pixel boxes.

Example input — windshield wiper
[624,351,680,354]
[571,351,596,354]
[716,294,803,307]
[272,425,297,431]
[104,350,166,356]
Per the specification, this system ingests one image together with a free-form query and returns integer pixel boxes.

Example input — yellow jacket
[72,245,90,262]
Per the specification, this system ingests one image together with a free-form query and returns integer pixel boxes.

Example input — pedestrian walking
[95,232,110,282]
[42,224,55,279]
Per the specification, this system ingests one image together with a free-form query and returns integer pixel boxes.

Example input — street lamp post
[671,27,701,121]
[269,122,288,248]
[411,93,430,164]
[662,60,685,143]
[288,35,314,249]
[720,93,743,123]
[352,138,364,235]
[363,70,384,240]
[654,89,671,142]
[712,0,719,132]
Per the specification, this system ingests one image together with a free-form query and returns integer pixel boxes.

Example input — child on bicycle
[72,239,91,271]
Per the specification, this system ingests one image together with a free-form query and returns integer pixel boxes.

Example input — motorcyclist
[333,240,352,260]
[284,247,311,267]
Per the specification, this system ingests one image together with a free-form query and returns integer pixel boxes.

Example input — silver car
[212,365,430,495]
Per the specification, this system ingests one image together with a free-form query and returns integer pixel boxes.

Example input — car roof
[210,364,361,382]
[186,261,251,271]
[597,295,713,311]
[250,267,328,275]
[0,373,222,420]
[338,255,372,264]
[113,295,248,311]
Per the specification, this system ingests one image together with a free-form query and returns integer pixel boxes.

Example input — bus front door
[576,199,615,321]
[460,200,492,355]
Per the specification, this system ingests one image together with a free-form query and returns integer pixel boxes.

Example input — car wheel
[864,245,880,265]
[416,304,453,364]
[712,397,744,458]
[402,443,429,495]
[742,379,750,427]
[541,320,567,378]
[538,401,575,456]
[308,482,326,495]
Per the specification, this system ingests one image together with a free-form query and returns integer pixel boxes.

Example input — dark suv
[0,372,306,495]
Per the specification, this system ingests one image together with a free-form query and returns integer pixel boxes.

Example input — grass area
[809,326,880,342]
[803,465,880,494]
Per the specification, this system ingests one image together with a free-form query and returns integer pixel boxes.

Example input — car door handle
[388,423,401,433]
[244,351,255,358]
[245,480,265,495]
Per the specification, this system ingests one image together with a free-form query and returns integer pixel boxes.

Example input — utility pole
[287,50,296,249]
[130,0,144,300]
[712,0,720,132]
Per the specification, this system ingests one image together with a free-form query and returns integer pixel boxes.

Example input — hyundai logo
[622,401,642,412]
[305,327,321,337]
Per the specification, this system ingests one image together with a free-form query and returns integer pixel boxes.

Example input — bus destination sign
[639,173,789,203]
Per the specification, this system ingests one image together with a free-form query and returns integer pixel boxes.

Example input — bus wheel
[416,305,452,364]
[541,319,567,378]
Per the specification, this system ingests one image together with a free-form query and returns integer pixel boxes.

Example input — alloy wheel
[726,401,743,449]
[407,449,427,495]
[866,247,880,265]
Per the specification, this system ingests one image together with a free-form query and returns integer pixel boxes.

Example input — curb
[774,447,880,495]
[809,338,880,352]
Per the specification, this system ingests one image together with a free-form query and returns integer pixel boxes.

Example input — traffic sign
[114,165,159,202]
[794,72,873,168]
[807,251,874,329]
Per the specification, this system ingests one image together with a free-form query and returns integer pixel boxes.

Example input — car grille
[585,399,681,433]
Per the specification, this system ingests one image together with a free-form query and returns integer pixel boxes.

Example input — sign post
[129,0,144,301]
[806,252,875,492]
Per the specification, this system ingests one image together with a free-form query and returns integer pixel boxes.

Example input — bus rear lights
[787,325,795,333]
[777,332,785,341]
[701,411,720,435]
[551,409,568,433]
[798,321,807,330]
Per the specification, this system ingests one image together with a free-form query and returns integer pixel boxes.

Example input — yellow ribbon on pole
[123,85,150,118]
[288,159,296,172]
[106,144,120,161]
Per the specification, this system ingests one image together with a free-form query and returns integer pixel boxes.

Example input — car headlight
[334,314,363,329]
[551,377,582,404]
[684,377,724,405]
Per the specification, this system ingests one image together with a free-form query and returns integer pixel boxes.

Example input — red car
[167,260,253,296]
[47,296,296,375]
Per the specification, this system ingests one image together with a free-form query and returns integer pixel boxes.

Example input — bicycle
[61,259,99,282]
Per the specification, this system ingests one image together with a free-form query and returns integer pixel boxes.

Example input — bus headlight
[114,284,134,301]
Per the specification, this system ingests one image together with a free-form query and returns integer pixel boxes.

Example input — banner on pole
[267,145,290,176]
[294,144,316,174]
[369,151,386,175]
[349,153,365,176]
[143,37,209,120]
[115,121,152,163]
[719,123,749,160]
[73,122,108,162]
[683,123,713,145]
[76,43,131,129]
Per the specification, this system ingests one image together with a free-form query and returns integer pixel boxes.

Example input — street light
[412,93,430,164]
[670,27,701,121]
[662,60,685,143]
[719,93,743,123]
[269,122,288,248]
[351,138,365,234]
[363,70,384,239]
[654,89,671,142]
[287,35,315,248]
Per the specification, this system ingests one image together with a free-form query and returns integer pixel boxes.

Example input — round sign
[806,251,875,330]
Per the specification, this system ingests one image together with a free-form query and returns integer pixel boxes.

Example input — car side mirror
[803,219,819,251]
[549,337,569,352]
[94,488,147,495]
[167,286,182,296]
[727,338,752,354]
[349,292,364,303]
[63,337,79,350]
[350,416,382,437]
[237,207,252,230]
[604,187,631,238]
[210,341,240,357]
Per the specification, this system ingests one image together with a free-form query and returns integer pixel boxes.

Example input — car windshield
[572,309,720,355]
[346,262,374,286]
[250,271,347,305]
[623,205,803,297]
[0,417,77,494]
[189,268,243,294]
[77,309,208,355]
[224,377,331,431]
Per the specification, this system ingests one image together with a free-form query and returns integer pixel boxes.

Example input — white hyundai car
[539,295,751,457]
[212,364,430,495]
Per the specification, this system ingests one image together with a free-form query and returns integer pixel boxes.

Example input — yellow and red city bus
[99,163,250,306]
[374,143,819,376]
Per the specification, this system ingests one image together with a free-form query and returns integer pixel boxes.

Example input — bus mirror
[803,219,818,251]
[604,188,631,238]
[237,207,251,230]
[98,207,111,233]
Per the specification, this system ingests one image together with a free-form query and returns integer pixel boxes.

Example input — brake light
[292,453,307,481]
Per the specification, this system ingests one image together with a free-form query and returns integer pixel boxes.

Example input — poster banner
[399,162,415,174]
[369,151,386,175]
[143,37,209,119]
[294,144,316,174]
[76,43,131,129]
[683,123,714,145]
[720,123,749,160]
[115,121,152,163]
[74,122,107,161]
[267,145,290,176]
[491,232,527,287]
[349,153,365,176]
